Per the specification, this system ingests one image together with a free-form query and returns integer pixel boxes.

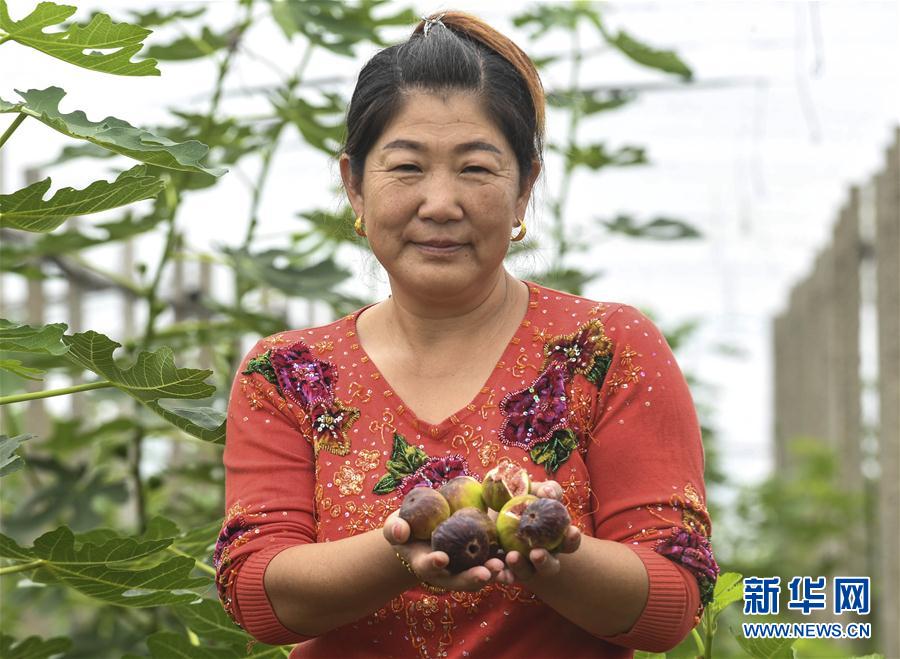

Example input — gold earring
[354,215,367,238]
[511,218,526,242]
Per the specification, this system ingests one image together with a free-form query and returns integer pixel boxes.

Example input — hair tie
[422,13,446,37]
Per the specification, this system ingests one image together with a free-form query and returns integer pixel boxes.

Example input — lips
[416,240,463,248]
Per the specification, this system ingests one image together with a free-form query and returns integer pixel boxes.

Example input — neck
[382,270,524,350]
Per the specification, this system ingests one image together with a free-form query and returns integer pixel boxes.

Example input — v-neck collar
[348,281,542,440]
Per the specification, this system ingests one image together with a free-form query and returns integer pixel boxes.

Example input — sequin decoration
[213,503,260,627]
[542,319,613,385]
[499,364,569,449]
[333,464,365,496]
[654,528,719,607]
[372,433,471,495]
[243,340,359,456]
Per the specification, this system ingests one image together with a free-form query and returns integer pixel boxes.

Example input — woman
[215,11,718,658]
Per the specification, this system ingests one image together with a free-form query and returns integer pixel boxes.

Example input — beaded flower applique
[243,340,360,456]
[653,483,719,607]
[500,319,614,474]
[213,503,260,627]
[373,433,471,495]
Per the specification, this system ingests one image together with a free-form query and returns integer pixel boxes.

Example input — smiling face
[340,91,539,304]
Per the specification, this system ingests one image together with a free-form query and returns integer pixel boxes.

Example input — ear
[339,154,364,218]
[515,159,541,221]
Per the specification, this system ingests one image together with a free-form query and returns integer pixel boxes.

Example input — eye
[392,164,420,172]
[463,165,490,173]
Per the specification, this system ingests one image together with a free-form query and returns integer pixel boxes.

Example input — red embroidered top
[215,282,717,658]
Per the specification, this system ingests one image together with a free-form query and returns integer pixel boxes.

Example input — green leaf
[272,91,345,156]
[243,350,277,385]
[387,432,428,476]
[550,142,647,173]
[547,89,635,115]
[373,474,398,495]
[605,30,693,81]
[513,4,602,39]
[0,166,165,232]
[223,247,352,300]
[0,525,206,607]
[146,402,226,444]
[586,352,612,387]
[0,1,159,76]
[271,0,416,56]
[0,211,167,264]
[529,429,579,474]
[0,358,44,380]
[0,319,68,354]
[0,433,32,477]
[142,632,238,658]
[170,519,221,559]
[732,627,796,659]
[145,26,233,61]
[174,599,248,646]
[710,571,744,615]
[634,653,667,659]
[0,633,72,659]
[127,7,206,29]
[601,215,701,240]
[0,87,225,176]
[62,330,215,403]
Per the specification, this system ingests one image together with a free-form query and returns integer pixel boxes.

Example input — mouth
[412,240,466,254]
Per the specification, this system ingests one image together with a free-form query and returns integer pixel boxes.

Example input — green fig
[399,486,450,541]
[496,494,538,555]
[439,476,487,513]
[481,458,531,511]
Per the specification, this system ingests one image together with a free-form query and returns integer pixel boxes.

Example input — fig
[439,476,487,513]
[517,498,570,552]
[497,495,571,554]
[431,507,493,573]
[454,507,500,558]
[399,486,450,541]
[481,458,531,511]
[496,494,538,555]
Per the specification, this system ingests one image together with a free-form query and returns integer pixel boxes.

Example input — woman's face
[341,91,538,302]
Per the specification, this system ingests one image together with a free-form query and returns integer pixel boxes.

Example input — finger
[561,525,582,553]
[390,518,410,544]
[530,480,563,500]
[529,549,561,577]
[505,550,536,581]
[484,557,505,574]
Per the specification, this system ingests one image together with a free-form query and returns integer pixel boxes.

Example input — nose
[417,171,464,224]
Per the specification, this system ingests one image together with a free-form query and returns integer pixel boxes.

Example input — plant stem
[704,614,716,659]
[691,627,706,657]
[0,113,26,150]
[0,380,114,405]
[0,559,45,575]
[166,546,217,577]
[129,422,148,534]
[0,35,11,46]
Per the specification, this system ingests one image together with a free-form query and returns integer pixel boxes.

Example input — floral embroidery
[355,449,381,471]
[243,340,359,456]
[529,428,579,474]
[270,342,335,408]
[499,318,615,459]
[654,528,719,606]
[309,401,359,456]
[373,433,470,495]
[333,464,365,496]
[542,319,613,386]
[672,482,712,537]
[605,345,642,395]
[499,364,569,449]
[213,503,259,627]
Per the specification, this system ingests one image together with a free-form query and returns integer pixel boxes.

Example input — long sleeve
[587,305,718,652]
[213,337,318,646]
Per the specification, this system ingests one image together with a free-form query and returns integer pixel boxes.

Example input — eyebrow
[381,139,502,155]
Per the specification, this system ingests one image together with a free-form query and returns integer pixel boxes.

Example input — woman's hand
[382,509,506,592]
[495,478,582,585]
